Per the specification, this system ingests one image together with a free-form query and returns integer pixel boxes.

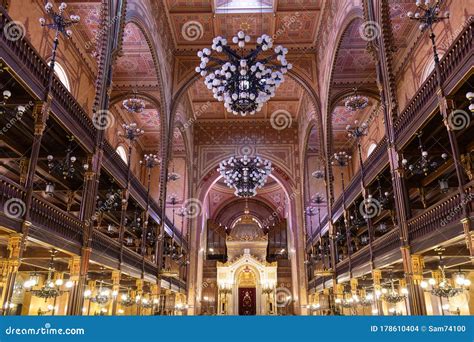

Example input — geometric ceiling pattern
[333,18,377,84]
[113,23,159,87]
[165,0,322,49]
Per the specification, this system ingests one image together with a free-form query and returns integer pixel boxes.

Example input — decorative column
[372,269,384,315]
[139,153,160,273]
[136,279,143,316]
[69,154,96,316]
[405,254,427,315]
[331,151,353,274]
[118,123,145,267]
[66,256,81,315]
[0,234,22,315]
[111,271,121,315]
[150,284,160,315]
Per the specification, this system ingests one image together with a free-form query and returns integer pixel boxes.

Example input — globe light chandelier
[381,275,408,304]
[420,256,470,298]
[218,154,272,198]
[196,31,292,116]
[122,92,145,114]
[344,88,369,112]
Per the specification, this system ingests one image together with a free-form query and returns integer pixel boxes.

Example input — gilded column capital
[7,234,22,259]
[68,256,81,281]
[411,254,424,283]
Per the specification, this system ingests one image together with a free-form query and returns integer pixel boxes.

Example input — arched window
[367,143,377,157]
[48,61,70,91]
[116,145,128,164]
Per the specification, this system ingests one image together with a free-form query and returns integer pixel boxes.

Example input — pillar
[372,269,383,315]
[66,256,81,315]
[1,234,22,315]
[404,253,427,315]
[136,279,143,315]
[111,270,121,315]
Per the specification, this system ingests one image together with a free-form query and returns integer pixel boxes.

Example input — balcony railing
[394,18,473,145]
[0,8,187,250]
[407,188,469,242]
[330,139,389,222]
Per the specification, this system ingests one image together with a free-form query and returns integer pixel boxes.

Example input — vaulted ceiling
[67,0,423,152]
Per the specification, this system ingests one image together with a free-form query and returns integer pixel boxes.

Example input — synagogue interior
[0,0,473,316]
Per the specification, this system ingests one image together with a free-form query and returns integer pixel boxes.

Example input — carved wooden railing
[349,244,370,269]
[335,257,350,275]
[372,229,400,259]
[91,230,121,262]
[102,142,128,187]
[29,194,83,246]
[407,190,467,242]
[330,139,389,222]
[0,8,96,151]
[394,19,473,145]
[144,259,158,277]
[0,9,187,249]
[122,247,144,271]
[0,177,27,231]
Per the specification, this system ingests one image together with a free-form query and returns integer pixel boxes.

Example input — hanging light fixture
[46,136,89,179]
[312,170,324,180]
[401,132,448,176]
[407,0,450,32]
[120,291,134,307]
[45,182,55,197]
[467,92,474,113]
[86,280,111,306]
[381,274,408,304]
[30,250,64,300]
[196,31,291,116]
[218,154,272,197]
[420,256,470,298]
[0,90,27,117]
[344,88,369,112]
[122,92,145,114]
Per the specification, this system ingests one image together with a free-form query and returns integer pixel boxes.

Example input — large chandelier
[196,31,291,116]
[344,88,369,112]
[218,155,272,197]
[420,257,470,298]
[122,93,145,114]
[85,280,111,305]
[381,277,408,304]
[401,132,448,176]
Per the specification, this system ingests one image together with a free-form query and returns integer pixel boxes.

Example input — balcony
[0,8,186,250]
